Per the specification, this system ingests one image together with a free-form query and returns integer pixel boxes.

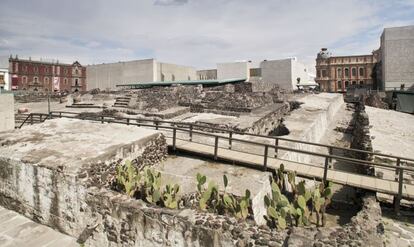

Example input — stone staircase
[113,94,132,108]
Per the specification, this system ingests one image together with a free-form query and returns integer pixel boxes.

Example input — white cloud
[0,0,413,72]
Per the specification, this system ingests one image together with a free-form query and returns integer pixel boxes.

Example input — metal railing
[18,111,414,212]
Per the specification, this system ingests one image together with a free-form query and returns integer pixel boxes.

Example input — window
[22,76,27,84]
[352,68,357,77]
[23,66,28,72]
[360,80,364,85]
[34,77,38,83]
[64,78,68,85]
[44,77,49,84]
[34,67,38,73]
[344,68,349,77]
[352,81,357,85]
[359,68,364,77]
[75,79,79,86]
[337,68,342,78]
[45,67,49,74]
[337,81,342,89]
[317,70,321,78]
[321,69,327,77]
[64,68,68,75]
[345,81,349,87]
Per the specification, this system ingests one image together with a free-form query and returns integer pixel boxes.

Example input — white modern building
[86,59,197,90]
[260,58,311,91]
[380,25,414,91]
[217,61,251,81]
[0,56,10,91]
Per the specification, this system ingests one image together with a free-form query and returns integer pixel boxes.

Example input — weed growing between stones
[264,164,333,229]
[196,173,252,220]
[114,160,181,209]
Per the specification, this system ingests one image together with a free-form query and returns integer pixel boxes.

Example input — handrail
[20,112,414,211]
[46,112,414,173]
[50,110,414,163]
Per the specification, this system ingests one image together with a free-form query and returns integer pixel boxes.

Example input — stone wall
[350,101,374,175]
[0,94,14,131]
[287,194,384,247]
[281,93,344,164]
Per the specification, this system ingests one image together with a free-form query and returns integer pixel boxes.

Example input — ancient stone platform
[153,155,272,225]
[0,118,169,245]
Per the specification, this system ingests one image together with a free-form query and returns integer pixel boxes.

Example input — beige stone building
[315,48,377,92]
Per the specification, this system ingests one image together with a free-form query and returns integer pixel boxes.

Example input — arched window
[34,77,39,83]
[352,81,357,85]
[64,78,68,85]
[44,77,49,84]
[344,68,349,77]
[22,76,27,84]
[359,68,364,77]
[360,80,364,85]
[345,81,349,87]
[352,68,357,77]
[337,81,342,89]
[337,68,342,78]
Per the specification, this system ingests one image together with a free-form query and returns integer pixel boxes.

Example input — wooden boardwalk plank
[171,139,414,200]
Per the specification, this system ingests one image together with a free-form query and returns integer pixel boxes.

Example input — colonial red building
[9,55,86,92]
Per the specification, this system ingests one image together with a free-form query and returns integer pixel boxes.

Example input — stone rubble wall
[287,194,384,247]
[350,102,374,175]
[241,103,290,135]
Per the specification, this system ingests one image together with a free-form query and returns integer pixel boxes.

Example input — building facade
[380,25,414,91]
[0,56,10,91]
[315,48,377,92]
[8,56,86,92]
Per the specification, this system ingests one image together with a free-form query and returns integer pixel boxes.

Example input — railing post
[323,156,329,186]
[101,116,104,123]
[39,115,42,122]
[394,166,403,215]
[394,158,400,181]
[229,131,232,149]
[127,118,130,125]
[214,136,219,160]
[155,121,159,130]
[30,114,33,125]
[263,145,268,171]
[328,147,333,162]
[274,138,279,158]
[189,124,193,141]
[59,112,62,118]
[172,128,176,152]
[137,119,141,127]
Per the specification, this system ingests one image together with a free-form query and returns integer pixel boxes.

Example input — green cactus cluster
[264,164,333,229]
[115,161,181,209]
[196,173,251,219]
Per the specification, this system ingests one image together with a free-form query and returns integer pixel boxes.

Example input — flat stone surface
[0,206,78,247]
[0,118,161,174]
[366,106,414,159]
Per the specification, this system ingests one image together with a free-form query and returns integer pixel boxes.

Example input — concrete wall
[86,59,156,90]
[0,94,14,131]
[381,25,414,91]
[261,58,310,91]
[197,69,217,80]
[156,62,197,82]
[217,62,250,80]
[0,69,9,90]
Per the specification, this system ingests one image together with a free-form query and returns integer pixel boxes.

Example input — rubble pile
[364,93,389,109]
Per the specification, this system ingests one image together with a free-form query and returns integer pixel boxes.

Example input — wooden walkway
[167,138,414,200]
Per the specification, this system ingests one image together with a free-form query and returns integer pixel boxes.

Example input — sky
[0,0,413,72]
